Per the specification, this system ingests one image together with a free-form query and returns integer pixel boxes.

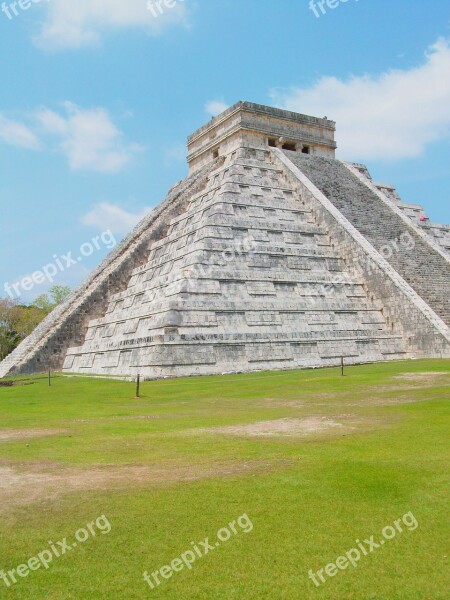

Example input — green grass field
[0,360,449,599]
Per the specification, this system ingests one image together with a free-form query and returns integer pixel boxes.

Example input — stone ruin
[1,101,449,379]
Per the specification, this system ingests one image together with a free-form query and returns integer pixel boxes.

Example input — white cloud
[36,103,143,172]
[81,202,150,235]
[0,115,41,150]
[205,101,229,117]
[35,0,189,49]
[271,38,450,161]
[0,103,142,172]
[36,108,69,135]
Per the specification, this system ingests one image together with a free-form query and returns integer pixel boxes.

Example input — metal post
[135,374,140,398]
[48,370,51,387]
[341,357,344,377]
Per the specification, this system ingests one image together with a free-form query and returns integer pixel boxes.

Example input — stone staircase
[284,153,450,327]
[355,170,450,255]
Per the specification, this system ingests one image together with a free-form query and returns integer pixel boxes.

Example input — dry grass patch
[0,429,68,442]
[392,371,450,383]
[192,416,364,438]
[0,459,284,514]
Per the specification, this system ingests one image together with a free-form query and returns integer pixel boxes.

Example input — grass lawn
[0,359,449,599]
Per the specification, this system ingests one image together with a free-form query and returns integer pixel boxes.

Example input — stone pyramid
[1,102,449,379]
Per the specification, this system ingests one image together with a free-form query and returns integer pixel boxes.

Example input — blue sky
[0,0,449,302]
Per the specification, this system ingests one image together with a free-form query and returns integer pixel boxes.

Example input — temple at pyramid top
[187,101,337,172]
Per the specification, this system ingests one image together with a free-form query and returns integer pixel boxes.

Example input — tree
[12,305,47,339]
[32,285,71,315]
[0,299,19,361]
[0,286,71,361]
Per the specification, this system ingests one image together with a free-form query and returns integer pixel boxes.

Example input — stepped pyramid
[1,102,449,379]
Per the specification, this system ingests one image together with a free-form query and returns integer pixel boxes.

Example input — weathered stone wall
[283,153,450,326]
[372,181,450,255]
[276,150,450,357]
